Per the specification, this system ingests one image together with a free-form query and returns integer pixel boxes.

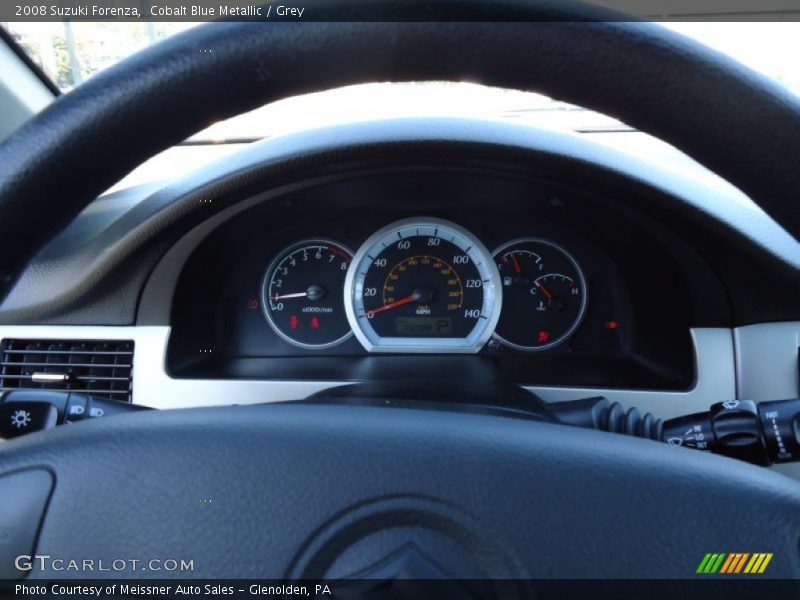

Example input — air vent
[0,339,134,402]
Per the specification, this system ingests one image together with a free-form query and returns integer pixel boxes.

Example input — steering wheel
[1,0,800,583]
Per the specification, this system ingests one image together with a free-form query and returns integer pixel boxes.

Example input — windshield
[3,21,800,140]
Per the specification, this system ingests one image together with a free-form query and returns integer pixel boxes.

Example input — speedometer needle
[365,295,416,317]
[365,287,435,317]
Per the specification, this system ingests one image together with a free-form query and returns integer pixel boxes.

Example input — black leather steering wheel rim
[1,0,800,583]
[1,1,800,280]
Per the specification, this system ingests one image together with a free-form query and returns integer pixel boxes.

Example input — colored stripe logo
[696,553,772,574]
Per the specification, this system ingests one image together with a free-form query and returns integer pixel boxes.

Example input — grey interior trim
[734,321,800,402]
[137,179,329,325]
[9,324,797,480]
[733,321,800,480]
[0,325,731,416]
[0,39,52,143]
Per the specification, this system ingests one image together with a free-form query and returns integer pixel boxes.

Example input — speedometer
[345,218,501,353]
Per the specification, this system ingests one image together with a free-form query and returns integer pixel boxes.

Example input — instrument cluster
[261,217,587,354]
[167,169,704,389]
[167,169,702,390]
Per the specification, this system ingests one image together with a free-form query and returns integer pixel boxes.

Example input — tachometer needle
[365,295,416,317]
[273,285,326,302]
[271,292,309,300]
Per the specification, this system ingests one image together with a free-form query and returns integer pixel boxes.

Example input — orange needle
[365,295,416,317]
[536,282,554,300]
[511,254,523,273]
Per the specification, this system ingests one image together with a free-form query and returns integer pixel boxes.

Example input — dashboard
[1,116,798,478]
[3,117,799,414]
[163,168,719,391]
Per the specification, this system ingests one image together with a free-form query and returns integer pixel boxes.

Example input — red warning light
[289,315,298,330]
[247,299,258,310]
[537,330,550,343]
[310,317,320,329]
[605,320,619,330]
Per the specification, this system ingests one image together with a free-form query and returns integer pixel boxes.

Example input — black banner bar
[2,0,800,22]
[3,579,800,600]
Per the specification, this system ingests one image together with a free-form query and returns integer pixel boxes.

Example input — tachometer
[345,218,501,353]
[493,238,587,351]
[261,240,353,349]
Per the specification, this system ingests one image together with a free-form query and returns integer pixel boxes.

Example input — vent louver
[0,339,134,402]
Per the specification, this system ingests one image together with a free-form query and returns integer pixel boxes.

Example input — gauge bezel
[261,238,354,350]
[491,237,588,352]
[345,217,502,353]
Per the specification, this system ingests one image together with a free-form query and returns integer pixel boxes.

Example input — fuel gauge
[493,239,587,351]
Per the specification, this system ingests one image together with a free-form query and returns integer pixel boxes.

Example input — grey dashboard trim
[137,178,338,325]
[733,321,800,481]
[734,321,800,402]
[0,38,53,143]
[0,325,731,418]
[6,324,800,482]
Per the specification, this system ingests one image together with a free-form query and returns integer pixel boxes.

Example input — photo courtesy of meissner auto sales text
[1,0,800,599]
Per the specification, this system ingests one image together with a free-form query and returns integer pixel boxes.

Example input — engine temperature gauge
[493,239,587,351]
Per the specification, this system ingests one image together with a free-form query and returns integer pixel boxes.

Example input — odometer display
[345,218,501,353]
[395,317,452,336]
